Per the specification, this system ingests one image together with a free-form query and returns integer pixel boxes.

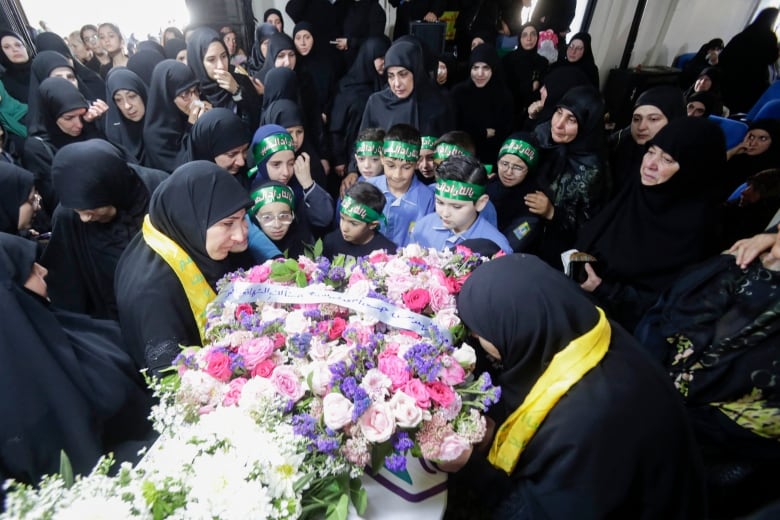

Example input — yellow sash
[141,215,216,341]
[488,307,611,475]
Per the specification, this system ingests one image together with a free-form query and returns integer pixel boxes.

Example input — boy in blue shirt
[410,155,512,254]
[339,127,385,196]
[366,124,434,247]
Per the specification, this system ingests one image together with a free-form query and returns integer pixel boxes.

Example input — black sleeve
[285,0,309,22]
[22,137,57,216]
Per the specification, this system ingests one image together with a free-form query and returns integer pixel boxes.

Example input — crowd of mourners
[1,1,779,518]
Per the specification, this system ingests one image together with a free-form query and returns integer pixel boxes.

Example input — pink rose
[427,284,452,313]
[234,303,254,320]
[358,402,395,443]
[272,332,286,349]
[403,288,431,312]
[204,349,233,382]
[247,264,271,282]
[437,433,470,461]
[389,391,423,428]
[378,354,411,389]
[222,377,247,406]
[348,270,367,285]
[438,355,466,385]
[426,381,456,407]
[251,358,275,378]
[306,361,333,396]
[237,337,275,370]
[402,378,431,409]
[271,365,305,402]
[445,276,463,294]
[323,392,354,430]
[368,250,389,264]
[327,317,347,341]
[454,244,474,257]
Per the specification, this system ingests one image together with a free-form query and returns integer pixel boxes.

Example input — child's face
[265,150,296,184]
[497,154,529,187]
[287,125,305,152]
[256,201,294,241]
[417,149,436,179]
[381,156,416,194]
[339,214,375,245]
[435,195,479,234]
[356,154,383,177]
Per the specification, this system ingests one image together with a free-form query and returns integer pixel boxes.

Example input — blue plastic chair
[709,115,748,150]
[753,99,780,121]
[744,82,780,121]
[673,52,696,69]
[727,182,748,203]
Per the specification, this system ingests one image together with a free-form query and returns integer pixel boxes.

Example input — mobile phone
[33,232,51,241]
[329,40,338,45]
[568,260,593,284]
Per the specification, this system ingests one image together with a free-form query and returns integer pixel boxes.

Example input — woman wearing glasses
[555,32,599,88]
[724,118,779,198]
[143,59,211,172]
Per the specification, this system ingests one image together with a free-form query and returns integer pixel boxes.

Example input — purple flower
[351,396,372,422]
[329,266,346,281]
[316,435,340,454]
[392,432,414,452]
[385,453,407,472]
[289,332,312,358]
[292,414,317,439]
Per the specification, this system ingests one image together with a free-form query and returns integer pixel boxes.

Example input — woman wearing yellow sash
[115,161,252,375]
[446,254,706,519]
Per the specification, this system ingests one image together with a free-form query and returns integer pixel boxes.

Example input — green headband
[340,195,385,224]
[249,185,295,215]
[421,136,437,150]
[435,179,486,201]
[498,139,538,168]
[382,139,419,162]
[355,140,382,157]
[434,142,472,161]
[251,133,295,164]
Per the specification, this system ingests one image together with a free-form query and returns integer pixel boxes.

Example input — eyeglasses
[27,192,41,210]
[84,34,99,43]
[256,212,294,225]
[746,133,770,143]
[568,45,584,51]
[177,87,199,100]
[498,160,527,174]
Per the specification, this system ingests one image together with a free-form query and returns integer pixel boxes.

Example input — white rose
[323,392,354,430]
[308,337,331,361]
[453,343,477,369]
[402,243,426,257]
[284,309,310,334]
[433,307,461,331]
[261,305,288,322]
[306,361,333,396]
[346,279,372,298]
[389,391,423,428]
[358,402,395,443]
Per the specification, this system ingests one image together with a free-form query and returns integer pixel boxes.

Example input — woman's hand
[423,12,438,22]
[727,231,777,268]
[340,172,359,197]
[334,38,348,51]
[726,143,748,160]
[486,128,496,138]
[214,69,239,95]
[579,263,602,292]
[294,152,314,189]
[83,99,109,122]
[528,100,543,119]
[525,191,554,220]
[187,100,212,124]
[251,77,264,96]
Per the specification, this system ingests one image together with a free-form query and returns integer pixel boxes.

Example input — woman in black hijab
[608,85,686,191]
[724,118,780,197]
[448,253,706,519]
[502,23,549,130]
[360,38,454,136]
[115,161,252,374]
[34,31,106,102]
[329,35,390,169]
[246,23,278,78]
[163,38,187,62]
[0,29,33,103]
[187,27,261,132]
[0,163,36,235]
[719,8,780,113]
[40,139,167,319]
[104,67,148,164]
[142,59,202,172]
[126,49,165,88]
[555,32,599,88]
[524,65,589,129]
[576,117,727,331]
[450,43,514,165]
[292,21,339,125]
[24,77,104,216]
[531,84,608,268]
[185,107,251,187]
[0,231,152,488]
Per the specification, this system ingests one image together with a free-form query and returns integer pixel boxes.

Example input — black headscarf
[42,139,166,318]
[163,38,186,61]
[35,76,100,148]
[260,66,299,112]
[114,162,252,370]
[609,85,686,187]
[330,35,390,133]
[454,253,707,519]
[34,31,106,101]
[187,27,233,108]
[532,65,590,126]
[0,30,32,103]
[246,23,278,77]
[292,21,340,116]
[105,67,148,164]
[502,23,549,121]
[136,40,165,57]
[577,117,726,326]
[185,107,249,162]
[142,59,198,172]
[126,50,165,87]
[264,8,285,32]
[725,118,780,195]
[560,32,599,88]
[361,38,454,136]
[255,32,296,82]
[0,163,34,233]
[262,98,303,128]
[0,231,152,485]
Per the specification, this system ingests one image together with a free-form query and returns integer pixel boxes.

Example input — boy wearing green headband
[322,183,397,258]
[410,155,512,254]
[365,124,434,247]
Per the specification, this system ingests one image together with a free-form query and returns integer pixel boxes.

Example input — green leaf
[296,270,308,287]
[349,479,368,515]
[369,441,393,474]
[313,238,324,258]
[325,493,350,520]
[59,450,74,488]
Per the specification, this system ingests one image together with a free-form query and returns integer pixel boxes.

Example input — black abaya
[105,67,148,164]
